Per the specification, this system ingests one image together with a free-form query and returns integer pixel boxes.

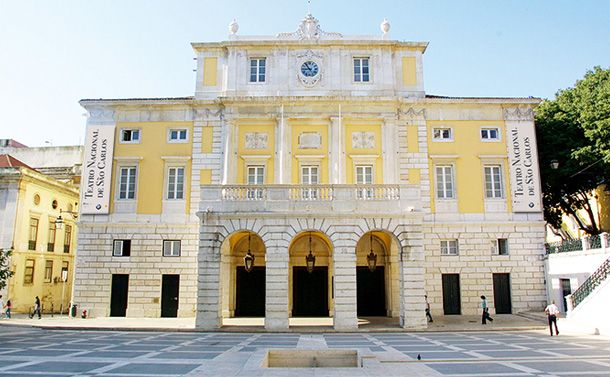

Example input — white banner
[81,125,115,214]
[506,121,542,212]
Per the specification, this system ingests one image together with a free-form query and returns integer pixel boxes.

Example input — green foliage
[536,66,610,237]
[0,247,14,291]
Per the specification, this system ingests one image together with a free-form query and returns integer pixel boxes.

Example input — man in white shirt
[545,300,560,336]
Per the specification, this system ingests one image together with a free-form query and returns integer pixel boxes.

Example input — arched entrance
[356,231,400,317]
[289,231,333,318]
[220,231,266,318]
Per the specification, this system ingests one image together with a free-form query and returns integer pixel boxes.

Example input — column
[398,232,427,329]
[195,232,221,330]
[265,245,290,330]
[329,114,343,184]
[221,120,236,184]
[382,117,399,184]
[333,247,358,330]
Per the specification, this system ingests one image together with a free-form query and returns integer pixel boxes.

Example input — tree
[536,66,610,238]
[0,247,14,291]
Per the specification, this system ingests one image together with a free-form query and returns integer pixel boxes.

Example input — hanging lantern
[305,232,316,273]
[244,233,255,273]
[367,233,377,272]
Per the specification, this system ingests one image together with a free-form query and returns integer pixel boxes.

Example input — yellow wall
[112,122,193,214]
[290,121,329,184]
[344,121,383,184]
[402,57,417,86]
[201,126,214,153]
[203,57,218,86]
[236,121,276,184]
[427,120,508,213]
[8,170,78,313]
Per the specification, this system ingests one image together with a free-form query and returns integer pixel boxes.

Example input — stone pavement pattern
[0,326,609,376]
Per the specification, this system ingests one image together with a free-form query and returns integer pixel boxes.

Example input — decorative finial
[229,19,239,35]
[381,18,390,34]
[307,0,311,15]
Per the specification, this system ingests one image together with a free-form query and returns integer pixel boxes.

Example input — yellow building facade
[74,15,547,330]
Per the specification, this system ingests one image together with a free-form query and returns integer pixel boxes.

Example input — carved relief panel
[351,132,375,149]
[298,132,321,149]
[245,132,268,149]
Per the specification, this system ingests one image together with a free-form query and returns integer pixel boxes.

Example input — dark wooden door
[161,274,180,318]
[560,278,571,312]
[442,274,461,315]
[493,273,512,314]
[110,274,129,317]
[235,266,265,317]
[292,266,328,317]
[357,266,386,316]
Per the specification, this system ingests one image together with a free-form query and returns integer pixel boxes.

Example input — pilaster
[195,232,221,330]
[398,229,427,330]
[265,246,290,330]
[333,247,358,330]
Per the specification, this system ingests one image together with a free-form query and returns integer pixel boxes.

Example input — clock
[300,61,319,77]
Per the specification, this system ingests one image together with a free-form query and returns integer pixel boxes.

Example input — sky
[0,1,608,147]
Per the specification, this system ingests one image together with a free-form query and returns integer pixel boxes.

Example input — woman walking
[481,295,493,324]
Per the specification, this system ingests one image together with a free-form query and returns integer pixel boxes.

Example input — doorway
[110,274,129,317]
[292,266,328,317]
[560,278,571,312]
[235,266,265,317]
[357,266,386,316]
[442,274,461,315]
[161,274,180,318]
[493,273,512,314]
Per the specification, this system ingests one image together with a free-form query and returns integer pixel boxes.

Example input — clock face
[300,61,319,77]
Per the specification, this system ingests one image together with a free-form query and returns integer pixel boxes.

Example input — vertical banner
[81,125,115,214]
[506,121,542,212]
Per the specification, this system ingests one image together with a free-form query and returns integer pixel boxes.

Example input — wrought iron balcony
[200,184,420,215]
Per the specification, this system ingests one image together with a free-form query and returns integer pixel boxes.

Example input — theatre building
[73,15,547,330]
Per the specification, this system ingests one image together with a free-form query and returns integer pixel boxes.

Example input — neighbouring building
[73,15,547,330]
[0,155,79,314]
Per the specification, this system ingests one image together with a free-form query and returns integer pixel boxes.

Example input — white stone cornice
[503,106,535,121]
[86,107,115,124]
[397,107,426,120]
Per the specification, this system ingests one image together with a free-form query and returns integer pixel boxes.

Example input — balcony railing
[201,184,418,215]
[545,233,609,254]
[570,257,610,309]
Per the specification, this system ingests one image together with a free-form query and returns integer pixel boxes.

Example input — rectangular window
[47,221,56,252]
[484,165,503,198]
[167,167,185,200]
[436,165,455,199]
[120,128,140,143]
[163,240,181,257]
[356,165,373,199]
[433,128,453,141]
[28,218,39,251]
[249,58,266,83]
[63,225,72,253]
[353,57,370,82]
[24,259,35,284]
[496,238,508,255]
[247,165,265,199]
[441,240,459,255]
[168,129,188,142]
[301,165,319,199]
[61,261,69,282]
[118,166,137,200]
[481,128,500,140]
[44,260,53,283]
[113,240,131,257]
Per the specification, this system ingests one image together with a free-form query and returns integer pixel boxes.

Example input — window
[118,166,137,200]
[496,238,508,255]
[163,240,181,257]
[44,260,53,283]
[433,128,453,141]
[247,165,265,199]
[28,218,39,251]
[167,167,185,200]
[24,259,35,284]
[47,221,56,252]
[120,128,140,143]
[113,240,131,257]
[168,129,188,142]
[249,58,266,83]
[481,128,500,141]
[436,166,455,199]
[63,225,72,253]
[61,262,69,282]
[441,240,459,255]
[353,57,370,82]
[301,165,319,199]
[484,165,503,198]
[356,165,373,199]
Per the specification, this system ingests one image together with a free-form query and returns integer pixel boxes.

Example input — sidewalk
[0,312,567,333]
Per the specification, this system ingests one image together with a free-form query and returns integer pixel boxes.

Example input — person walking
[4,299,11,319]
[481,295,493,324]
[425,295,433,323]
[30,296,41,319]
[545,300,560,336]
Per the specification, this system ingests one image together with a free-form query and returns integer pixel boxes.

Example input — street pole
[60,270,67,316]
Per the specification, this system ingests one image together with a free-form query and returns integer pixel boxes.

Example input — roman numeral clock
[297,50,323,86]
